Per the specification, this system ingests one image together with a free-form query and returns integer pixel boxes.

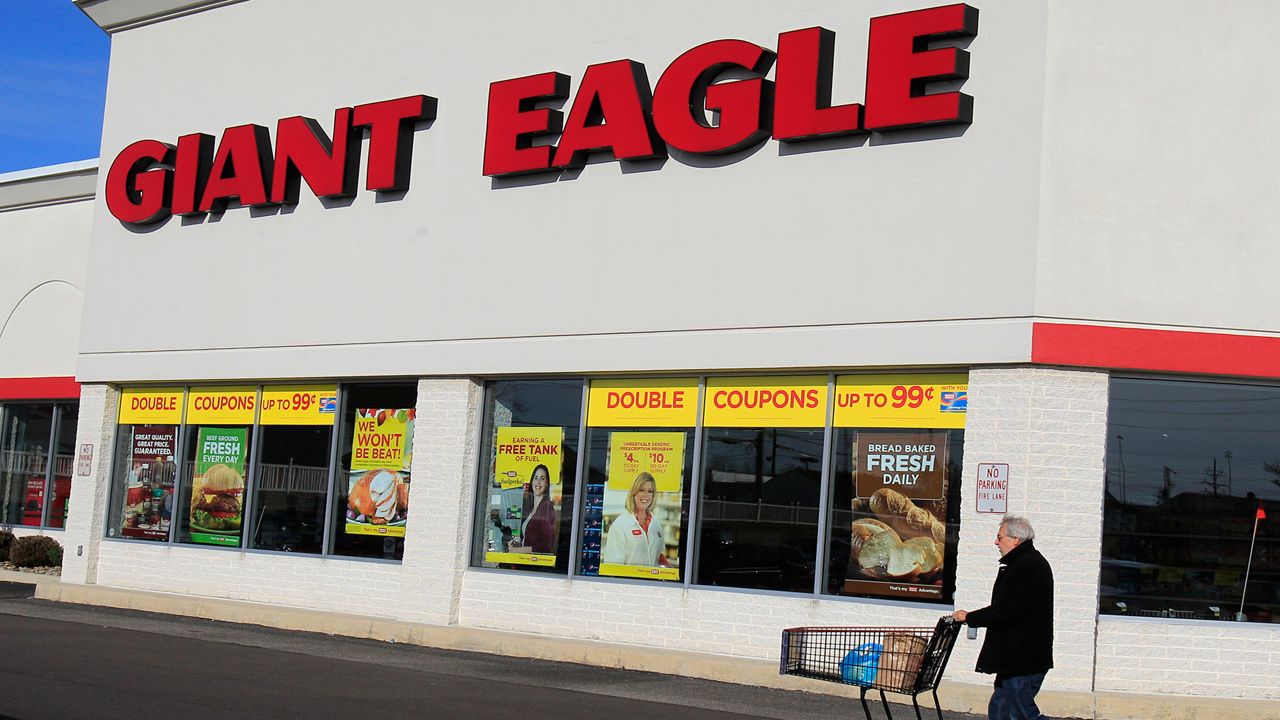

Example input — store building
[1,0,1277,716]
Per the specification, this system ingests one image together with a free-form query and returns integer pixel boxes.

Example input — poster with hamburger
[189,428,248,546]
[346,408,414,536]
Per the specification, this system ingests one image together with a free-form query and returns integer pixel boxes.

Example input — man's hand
[952,610,968,622]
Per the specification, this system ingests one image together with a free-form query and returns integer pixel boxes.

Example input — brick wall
[459,571,948,658]
[398,378,483,625]
[1097,617,1280,700]
[61,383,117,585]
[95,541,404,614]
[949,367,1109,693]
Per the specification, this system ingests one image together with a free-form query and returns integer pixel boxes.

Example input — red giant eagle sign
[483,4,978,176]
[105,95,437,224]
[104,4,976,225]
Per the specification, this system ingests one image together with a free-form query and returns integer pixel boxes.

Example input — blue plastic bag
[840,642,883,686]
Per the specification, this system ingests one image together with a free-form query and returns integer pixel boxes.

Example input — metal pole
[1237,510,1262,621]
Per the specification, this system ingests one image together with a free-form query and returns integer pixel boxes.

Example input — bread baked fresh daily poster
[189,427,248,546]
[485,426,564,566]
[846,431,949,599]
[346,408,413,536]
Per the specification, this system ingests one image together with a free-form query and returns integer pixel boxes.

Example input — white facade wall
[78,0,1051,383]
[0,196,91,378]
[1096,617,1280,701]
[950,367,1109,694]
[59,382,116,583]
[1036,0,1280,334]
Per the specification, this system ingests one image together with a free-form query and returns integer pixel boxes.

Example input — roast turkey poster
[345,408,414,537]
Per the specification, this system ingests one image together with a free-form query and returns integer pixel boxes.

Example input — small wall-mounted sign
[975,462,1008,514]
[76,443,94,476]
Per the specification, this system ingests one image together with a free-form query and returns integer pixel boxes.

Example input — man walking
[953,515,1054,720]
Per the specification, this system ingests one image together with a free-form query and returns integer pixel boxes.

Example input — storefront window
[249,386,338,554]
[175,387,257,548]
[823,373,967,603]
[107,388,184,541]
[578,379,696,582]
[694,376,827,593]
[473,379,583,574]
[1102,378,1279,623]
[45,405,79,528]
[330,382,416,561]
[109,383,413,561]
[0,404,55,527]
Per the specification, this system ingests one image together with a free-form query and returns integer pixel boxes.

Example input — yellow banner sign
[345,521,406,538]
[587,378,699,427]
[118,387,185,425]
[607,432,685,492]
[186,386,258,425]
[260,385,338,425]
[703,376,828,427]
[485,552,556,566]
[350,408,413,471]
[834,373,968,428]
[495,426,564,490]
[599,562,680,581]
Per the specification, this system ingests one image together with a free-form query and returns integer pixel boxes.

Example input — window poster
[189,427,248,546]
[600,431,685,581]
[120,426,178,540]
[346,408,414,537]
[845,430,949,599]
[484,426,564,566]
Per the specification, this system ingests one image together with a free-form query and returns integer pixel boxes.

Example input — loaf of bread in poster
[869,488,946,546]
[849,518,943,582]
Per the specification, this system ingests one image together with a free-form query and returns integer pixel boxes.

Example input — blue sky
[0,2,109,174]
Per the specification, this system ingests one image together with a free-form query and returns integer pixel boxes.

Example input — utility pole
[1203,457,1225,497]
[1116,435,1127,504]
[1161,465,1177,502]
[1225,450,1233,496]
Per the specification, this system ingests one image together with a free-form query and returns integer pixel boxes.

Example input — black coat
[964,540,1054,679]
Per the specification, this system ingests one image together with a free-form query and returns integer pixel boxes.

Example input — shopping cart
[779,616,961,720]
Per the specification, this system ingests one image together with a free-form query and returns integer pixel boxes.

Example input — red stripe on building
[1032,323,1280,379]
[0,376,81,400]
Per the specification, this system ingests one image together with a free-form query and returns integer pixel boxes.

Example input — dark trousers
[988,672,1047,720]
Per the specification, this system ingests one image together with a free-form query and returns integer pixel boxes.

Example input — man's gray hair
[1001,514,1035,541]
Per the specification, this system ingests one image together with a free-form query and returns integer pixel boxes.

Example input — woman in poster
[518,464,557,554]
[602,472,669,567]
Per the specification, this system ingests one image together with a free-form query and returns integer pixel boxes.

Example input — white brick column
[60,383,119,585]
[951,367,1109,694]
[398,377,483,625]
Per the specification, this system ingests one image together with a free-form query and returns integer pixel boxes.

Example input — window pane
[176,425,253,547]
[46,404,79,529]
[331,383,417,561]
[824,428,962,603]
[473,379,582,574]
[578,427,692,581]
[1103,378,1280,623]
[695,428,824,593]
[106,425,179,541]
[249,424,331,553]
[0,404,54,527]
